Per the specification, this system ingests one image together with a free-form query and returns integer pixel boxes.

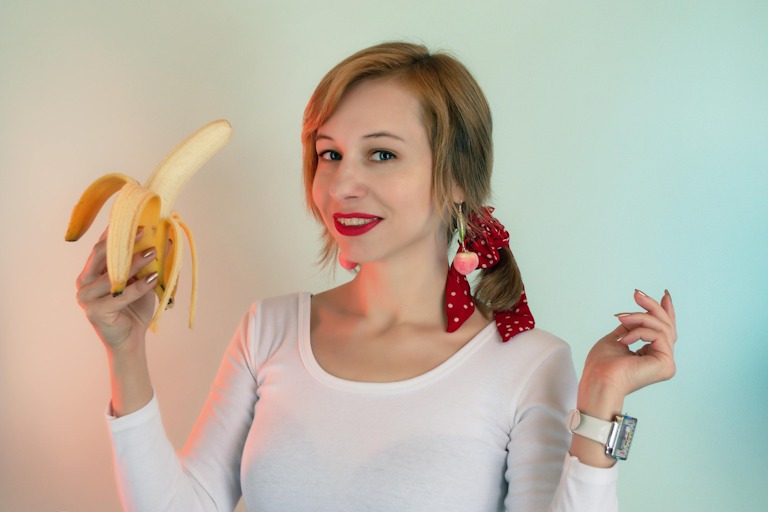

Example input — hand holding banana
[66,120,232,332]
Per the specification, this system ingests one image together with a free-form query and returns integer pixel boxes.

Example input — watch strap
[567,409,637,460]
[567,409,612,444]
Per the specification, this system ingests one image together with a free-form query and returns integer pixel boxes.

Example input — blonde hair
[302,41,523,313]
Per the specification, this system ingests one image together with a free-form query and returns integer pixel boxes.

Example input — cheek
[311,173,328,216]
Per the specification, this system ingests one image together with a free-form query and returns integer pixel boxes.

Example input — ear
[450,182,465,204]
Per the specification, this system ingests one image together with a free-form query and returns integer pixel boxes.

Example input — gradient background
[1,1,766,511]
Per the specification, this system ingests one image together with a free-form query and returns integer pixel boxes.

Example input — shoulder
[250,292,307,318]
[492,327,572,367]
[513,328,575,383]
[244,291,311,331]
[470,327,576,394]
[238,292,309,362]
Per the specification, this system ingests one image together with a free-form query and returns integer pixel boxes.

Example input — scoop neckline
[297,291,498,393]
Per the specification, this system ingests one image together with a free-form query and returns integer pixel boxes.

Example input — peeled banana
[66,119,232,332]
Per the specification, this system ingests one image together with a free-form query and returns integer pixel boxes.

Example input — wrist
[577,375,626,421]
[568,409,638,461]
[105,338,152,418]
[103,330,147,359]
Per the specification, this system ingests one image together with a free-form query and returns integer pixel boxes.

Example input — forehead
[317,78,426,140]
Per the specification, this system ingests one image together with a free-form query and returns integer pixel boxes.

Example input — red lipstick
[333,213,382,236]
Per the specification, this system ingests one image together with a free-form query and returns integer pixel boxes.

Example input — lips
[333,213,382,236]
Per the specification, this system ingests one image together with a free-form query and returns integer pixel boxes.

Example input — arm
[76,232,258,511]
[504,342,618,512]
[108,308,259,512]
[505,289,676,512]
[547,290,677,511]
[75,229,157,417]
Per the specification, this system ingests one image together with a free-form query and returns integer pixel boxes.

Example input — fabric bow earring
[452,204,479,275]
[445,206,536,341]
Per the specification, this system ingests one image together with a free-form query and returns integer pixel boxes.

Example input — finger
[83,271,157,328]
[76,229,144,289]
[98,271,158,316]
[661,289,676,327]
[76,238,106,289]
[636,343,654,356]
[87,226,112,279]
[608,323,630,342]
[615,311,671,332]
[634,289,678,340]
[630,337,677,383]
[634,289,668,317]
[77,246,157,304]
[617,326,673,357]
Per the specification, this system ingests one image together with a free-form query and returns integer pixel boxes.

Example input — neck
[341,248,450,330]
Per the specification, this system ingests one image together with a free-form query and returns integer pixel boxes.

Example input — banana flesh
[66,119,232,332]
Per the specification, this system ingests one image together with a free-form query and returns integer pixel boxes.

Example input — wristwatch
[567,409,637,460]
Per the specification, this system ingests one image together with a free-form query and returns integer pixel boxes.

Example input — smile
[337,217,378,226]
[333,213,382,236]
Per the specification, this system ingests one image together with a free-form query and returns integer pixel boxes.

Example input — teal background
[1,1,766,510]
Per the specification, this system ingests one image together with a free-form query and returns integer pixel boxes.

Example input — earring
[452,204,479,275]
[338,252,358,271]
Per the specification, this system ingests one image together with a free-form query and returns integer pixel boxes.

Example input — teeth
[338,217,377,226]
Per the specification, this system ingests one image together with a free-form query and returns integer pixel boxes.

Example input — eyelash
[316,150,397,162]
[371,150,396,161]
[318,150,341,161]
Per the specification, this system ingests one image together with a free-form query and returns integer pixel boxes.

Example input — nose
[329,157,366,201]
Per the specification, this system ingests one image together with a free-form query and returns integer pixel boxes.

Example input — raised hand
[75,229,158,352]
[569,289,677,467]
[582,289,677,400]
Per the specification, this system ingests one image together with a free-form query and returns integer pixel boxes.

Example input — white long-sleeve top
[108,293,618,511]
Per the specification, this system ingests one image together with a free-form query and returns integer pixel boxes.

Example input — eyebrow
[315,131,405,143]
[363,131,405,142]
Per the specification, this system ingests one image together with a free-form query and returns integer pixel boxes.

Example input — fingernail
[616,334,626,342]
[614,313,632,318]
[635,289,648,297]
[142,248,156,259]
[664,289,672,299]
[145,272,158,284]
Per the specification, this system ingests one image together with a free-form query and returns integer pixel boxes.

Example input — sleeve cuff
[105,392,159,433]
[563,453,619,485]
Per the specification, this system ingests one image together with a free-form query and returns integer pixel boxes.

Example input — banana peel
[66,119,232,332]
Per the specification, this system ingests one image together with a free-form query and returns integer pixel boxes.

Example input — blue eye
[371,150,396,161]
[318,150,342,161]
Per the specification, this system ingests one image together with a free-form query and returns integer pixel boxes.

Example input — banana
[66,119,232,332]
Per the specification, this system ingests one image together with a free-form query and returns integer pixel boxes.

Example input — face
[311,78,445,268]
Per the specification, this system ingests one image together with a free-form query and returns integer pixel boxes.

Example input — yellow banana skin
[105,181,162,295]
[65,119,232,331]
[65,173,139,241]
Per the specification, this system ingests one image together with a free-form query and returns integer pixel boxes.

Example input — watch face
[612,416,637,460]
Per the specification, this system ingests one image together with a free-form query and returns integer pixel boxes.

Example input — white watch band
[567,409,612,444]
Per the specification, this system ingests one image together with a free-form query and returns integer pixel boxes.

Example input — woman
[76,42,677,511]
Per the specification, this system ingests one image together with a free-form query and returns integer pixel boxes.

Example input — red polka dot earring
[452,204,479,275]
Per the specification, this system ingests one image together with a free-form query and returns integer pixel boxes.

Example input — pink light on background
[1,1,767,511]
